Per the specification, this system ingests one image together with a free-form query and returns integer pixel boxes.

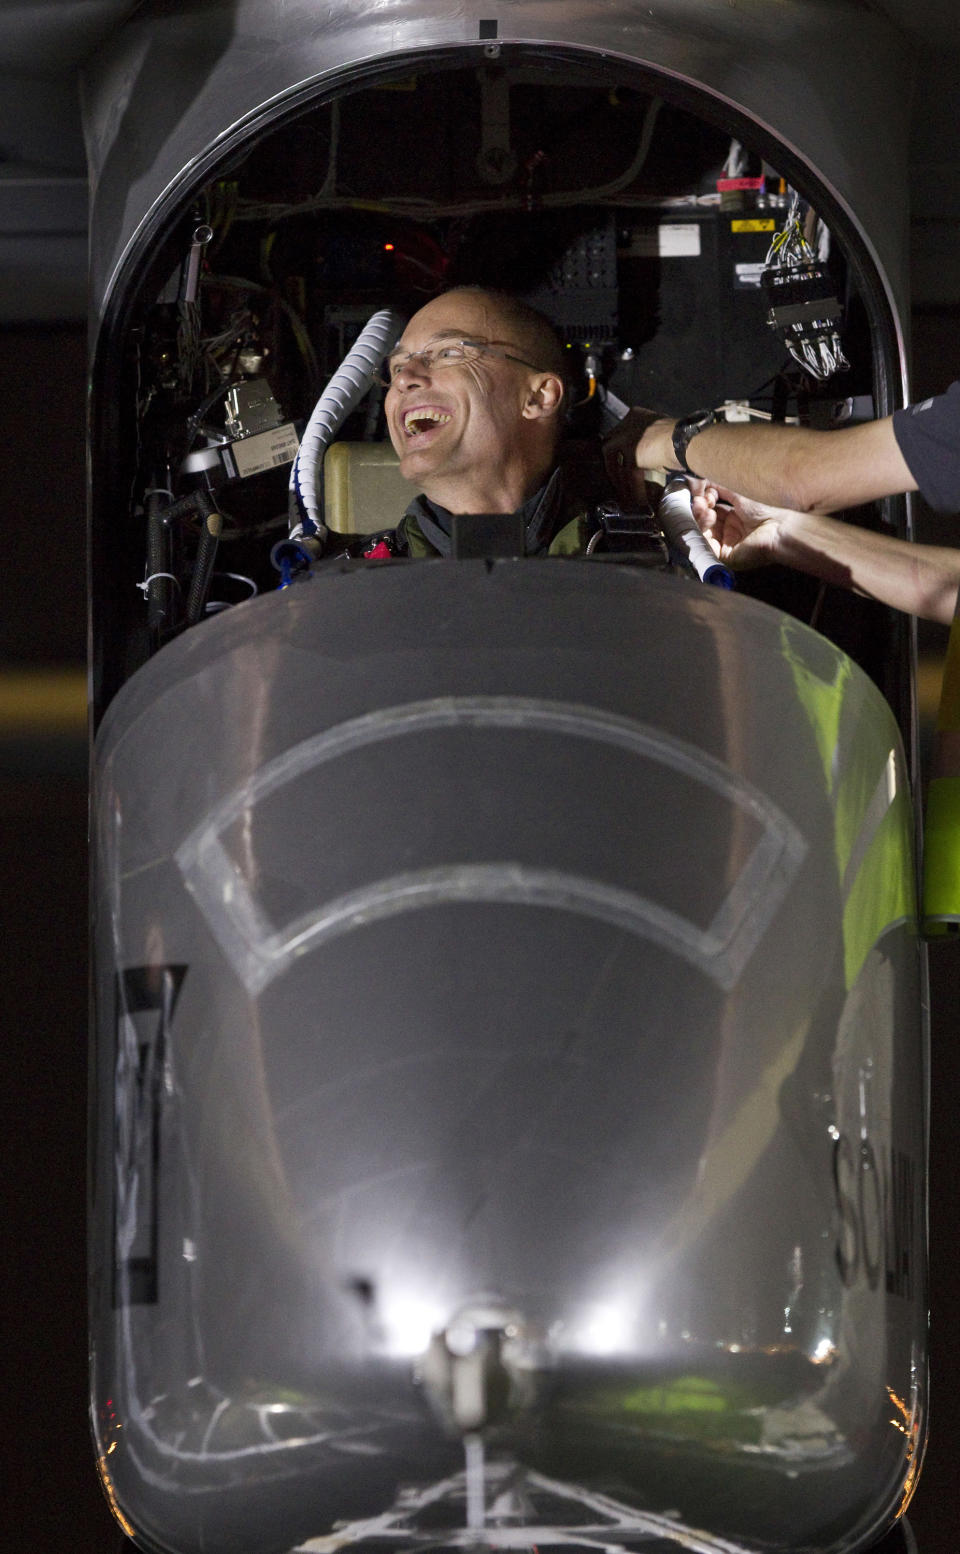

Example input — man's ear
[522,373,564,421]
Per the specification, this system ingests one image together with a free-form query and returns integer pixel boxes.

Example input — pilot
[601,385,960,517]
[378,286,960,621]
[382,287,593,556]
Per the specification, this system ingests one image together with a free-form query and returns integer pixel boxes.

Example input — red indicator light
[384,243,395,252]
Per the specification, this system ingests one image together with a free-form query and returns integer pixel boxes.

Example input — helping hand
[688,482,790,569]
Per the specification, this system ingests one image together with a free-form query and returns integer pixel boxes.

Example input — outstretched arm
[693,485,960,623]
[604,409,917,514]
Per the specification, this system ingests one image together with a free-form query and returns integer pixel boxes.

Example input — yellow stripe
[924,618,960,930]
[842,792,915,984]
[779,617,917,983]
[0,668,87,731]
[923,774,960,930]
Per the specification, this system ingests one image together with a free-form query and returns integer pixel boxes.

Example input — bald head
[444,287,568,381]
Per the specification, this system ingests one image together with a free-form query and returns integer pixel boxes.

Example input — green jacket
[394,456,604,560]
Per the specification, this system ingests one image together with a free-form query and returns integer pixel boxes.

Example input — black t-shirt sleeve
[892,380,960,513]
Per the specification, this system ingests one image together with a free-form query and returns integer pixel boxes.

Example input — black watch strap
[672,409,718,475]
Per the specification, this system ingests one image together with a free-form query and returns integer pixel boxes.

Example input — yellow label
[923,774,960,930]
[731,219,776,232]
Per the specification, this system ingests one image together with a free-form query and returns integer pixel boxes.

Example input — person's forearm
[770,509,959,622]
[638,416,917,513]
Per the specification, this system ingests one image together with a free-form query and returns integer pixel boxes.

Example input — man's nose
[393,351,432,384]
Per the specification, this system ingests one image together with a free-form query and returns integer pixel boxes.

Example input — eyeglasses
[379,338,541,387]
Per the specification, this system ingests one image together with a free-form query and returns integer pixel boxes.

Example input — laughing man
[383,287,593,557]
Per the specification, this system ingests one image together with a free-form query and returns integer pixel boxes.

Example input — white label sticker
[230,422,300,479]
[621,223,702,258]
[657,223,701,257]
[734,262,766,288]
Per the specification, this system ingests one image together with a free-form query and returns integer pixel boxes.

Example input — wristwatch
[672,408,719,475]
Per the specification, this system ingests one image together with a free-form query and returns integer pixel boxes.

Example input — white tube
[291,307,405,529]
[657,480,734,588]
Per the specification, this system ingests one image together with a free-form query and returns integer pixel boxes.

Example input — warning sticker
[731,219,775,233]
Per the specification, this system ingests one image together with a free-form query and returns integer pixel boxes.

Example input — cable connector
[270,537,316,587]
[761,194,848,382]
[719,400,752,423]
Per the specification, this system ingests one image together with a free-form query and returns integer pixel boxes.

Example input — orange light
[384,243,395,252]
[97,1455,136,1538]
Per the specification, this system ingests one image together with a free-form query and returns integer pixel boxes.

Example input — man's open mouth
[403,408,452,437]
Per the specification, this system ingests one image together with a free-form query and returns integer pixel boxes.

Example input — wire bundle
[762,195,849,382]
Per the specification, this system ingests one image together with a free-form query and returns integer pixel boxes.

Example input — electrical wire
[555,97,662,202]
[232,99,663,225]
[205,573,258,612]
[201,273,320,391]
[231,188,717,224]
[762,193,849,382]
[711,403,800,424]
[137,571,181,596]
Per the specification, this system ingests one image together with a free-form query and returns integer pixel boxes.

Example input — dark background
[1,308,958,1551]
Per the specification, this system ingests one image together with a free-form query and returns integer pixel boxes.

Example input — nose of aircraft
[418,1299,526,1435]
[90,553,927,1554]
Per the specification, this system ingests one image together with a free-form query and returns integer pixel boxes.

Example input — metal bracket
[476,68,516,185]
